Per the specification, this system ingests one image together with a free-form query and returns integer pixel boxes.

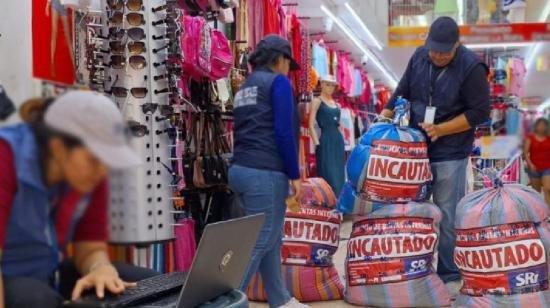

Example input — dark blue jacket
[386,45,490,162]
[0,124,90,282]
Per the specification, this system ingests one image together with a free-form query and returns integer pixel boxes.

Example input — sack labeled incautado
[337,98,432,213]
[454,184,550,307]
[345,202,451,307]
[247,178,344,302]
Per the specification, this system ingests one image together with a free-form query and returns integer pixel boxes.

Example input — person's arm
[71,181,136,300]
[0,140,17,308]
[524,137,537,172]
[272,75,300,180]
[420,64,490,142]
[308,98,321,146]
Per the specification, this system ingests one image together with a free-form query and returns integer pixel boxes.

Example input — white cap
[44,90,141,169]
[320,75,338,84]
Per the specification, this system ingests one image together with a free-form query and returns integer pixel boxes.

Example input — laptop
[67,214,264,308]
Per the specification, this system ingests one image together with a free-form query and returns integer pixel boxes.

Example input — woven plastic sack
[337,121,432,213]
[344,202,451,307]
[247,178,344,302]
[454,184,550,307]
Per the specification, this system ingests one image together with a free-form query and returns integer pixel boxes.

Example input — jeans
[229,165,291,308]
[431,158,467,283]
[3,260,159,308]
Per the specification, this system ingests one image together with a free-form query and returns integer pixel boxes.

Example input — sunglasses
[142,103,174,115]
[108,0,143,11]
[110,55,147,70]
[110,12,145,26]
[109,27,146,41]
[110,86,148,98]
[127,120,149,137]
[109,41,146,55]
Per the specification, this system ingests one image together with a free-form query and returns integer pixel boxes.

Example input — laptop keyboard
[71,272,187,308]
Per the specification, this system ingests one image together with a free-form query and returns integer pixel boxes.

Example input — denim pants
[229,165,291,308]
[431,158,467,283]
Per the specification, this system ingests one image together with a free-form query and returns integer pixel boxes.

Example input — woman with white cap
[0,91,157,308]
[308,75,345,196]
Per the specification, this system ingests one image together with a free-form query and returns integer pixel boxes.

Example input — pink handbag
[174,218,196,272]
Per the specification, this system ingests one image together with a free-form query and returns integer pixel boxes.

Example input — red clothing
[0,140,108,248]
[263,0,280,36]
[529,134,550,171]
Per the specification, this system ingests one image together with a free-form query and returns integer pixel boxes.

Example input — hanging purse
[192,114,208,188]
[182,115,196,189]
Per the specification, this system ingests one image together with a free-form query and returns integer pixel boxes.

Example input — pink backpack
[208,29,232,80]
[181,16,211,80]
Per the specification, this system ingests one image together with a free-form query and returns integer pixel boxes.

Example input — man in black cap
[381,17,490,294]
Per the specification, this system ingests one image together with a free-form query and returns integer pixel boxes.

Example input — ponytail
[19,97,55,123]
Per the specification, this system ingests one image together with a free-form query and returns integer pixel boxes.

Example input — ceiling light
[540,1,550,22]
[465,42,535,49]
[344,2,383,51]
[321,5,397,88]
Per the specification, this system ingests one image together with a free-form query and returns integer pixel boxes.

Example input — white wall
[0,0,37,124]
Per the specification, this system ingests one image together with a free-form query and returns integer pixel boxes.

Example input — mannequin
[46,0,75,77]
[309,75,345,196]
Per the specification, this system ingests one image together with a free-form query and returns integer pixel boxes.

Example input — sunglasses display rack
[106,0,180,245]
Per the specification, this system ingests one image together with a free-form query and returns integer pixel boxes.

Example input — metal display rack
[106,0,175,244]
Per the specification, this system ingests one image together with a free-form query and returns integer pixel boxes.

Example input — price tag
[424,106,436,124]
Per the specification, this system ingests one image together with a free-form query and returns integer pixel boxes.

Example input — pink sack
[174,219,196,272]
[454,184,550,307]
[208,29,232,80]
[345,202,451,307]
[181,16,208,80]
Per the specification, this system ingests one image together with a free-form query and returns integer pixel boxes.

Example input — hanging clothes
[360,73,371,104]
[236,0,248,43]
[352,68,363,97]
[315,102,345,196]
[247,0,264,50]
[263,0,280,36]
[312,42,329,79]
[290,14,302,92]
[340,108,355,151]
[509,58,526,97]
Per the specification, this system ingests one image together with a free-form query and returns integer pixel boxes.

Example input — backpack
[208,29,232,80]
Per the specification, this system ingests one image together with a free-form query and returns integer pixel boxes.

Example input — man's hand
[419,123,444,142]
[290,179,303,201]
[71,263,136,300]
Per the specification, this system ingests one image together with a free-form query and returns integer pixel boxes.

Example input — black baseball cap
[425,17,459,53]
[256,34,300,71]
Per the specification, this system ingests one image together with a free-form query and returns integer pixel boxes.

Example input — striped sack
[345,202,451,307]
[247,178,344,302]
[337,122,432,214]
[454,184,550,307]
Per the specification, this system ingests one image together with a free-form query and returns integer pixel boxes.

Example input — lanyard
[429,65,448,107]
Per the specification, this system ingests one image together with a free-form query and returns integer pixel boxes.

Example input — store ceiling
[294,0,550,102]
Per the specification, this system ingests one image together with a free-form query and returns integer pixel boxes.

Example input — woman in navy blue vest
[230,35,308,308]
[0,91,157,308]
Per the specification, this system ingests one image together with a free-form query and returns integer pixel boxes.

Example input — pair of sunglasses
[109,41,146,55]
[127,120,149,137]
[110,55,147,70]
[109,0,143,11]
[109,27,145,41]
[110,12,145,26]
[141,103,174,115]
[111,87,148,99]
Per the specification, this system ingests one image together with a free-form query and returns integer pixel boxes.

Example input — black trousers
[3,260,159,308]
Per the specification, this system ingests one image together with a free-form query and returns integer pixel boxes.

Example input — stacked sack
[247,178,345,302]
[338,98,451,307]
[454,184,550,307]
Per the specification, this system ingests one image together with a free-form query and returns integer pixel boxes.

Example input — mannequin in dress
[309,75,345,195]
[46,0,75,77]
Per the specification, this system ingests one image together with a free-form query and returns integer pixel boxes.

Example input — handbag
[174,218,196,272]
[192,114,208,188]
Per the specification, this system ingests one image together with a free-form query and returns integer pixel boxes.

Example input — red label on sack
[455,223,549,296]
[346,217,437,286]
[282,205,341,267]
[362,140,432,203]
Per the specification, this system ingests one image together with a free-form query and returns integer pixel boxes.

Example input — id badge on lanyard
[425,66,448,124]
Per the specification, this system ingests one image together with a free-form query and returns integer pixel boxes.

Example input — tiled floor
[249,218,357,308]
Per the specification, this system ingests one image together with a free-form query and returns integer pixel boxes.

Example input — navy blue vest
[0,124,90,282]
[407,45,487,162]
[232,68,287,173]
